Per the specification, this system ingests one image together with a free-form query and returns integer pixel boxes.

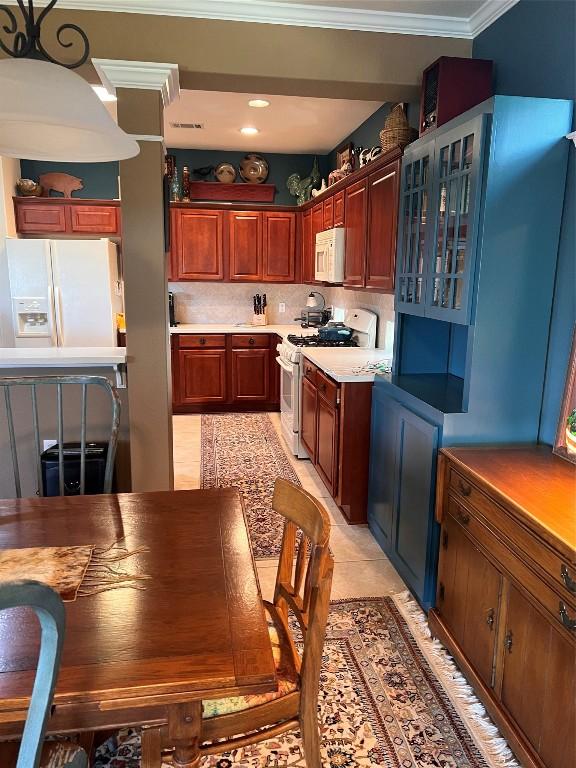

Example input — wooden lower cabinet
[179,349,227,404]
[430,447,576,768]
[300,360,372,523]
[172,334,279,412]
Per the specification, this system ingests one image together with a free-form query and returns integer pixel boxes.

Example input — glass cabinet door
[425,114,487,324]
[394,140,434,317]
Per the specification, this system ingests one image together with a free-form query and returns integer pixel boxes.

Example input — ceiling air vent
[170,122,205,130]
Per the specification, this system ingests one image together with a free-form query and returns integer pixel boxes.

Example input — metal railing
[1,375,121,498]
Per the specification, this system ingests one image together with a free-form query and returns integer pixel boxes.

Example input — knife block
[251,311,267,326]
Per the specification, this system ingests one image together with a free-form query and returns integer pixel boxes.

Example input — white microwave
[315,227,345,283]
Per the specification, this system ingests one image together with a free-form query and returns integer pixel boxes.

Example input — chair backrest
[0,581,69,768]
[0,375,121,498]
[271,479,334,698]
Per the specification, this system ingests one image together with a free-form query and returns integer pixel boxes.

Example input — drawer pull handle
[561,565,576,593]
[458,479,472,497]
[504,630,513,652]
[457,509,470,525]
[486,608,495,630]
[249,338,255,345]
[320,383,327,392]
[559,602,576,632]
[199,338,206,345]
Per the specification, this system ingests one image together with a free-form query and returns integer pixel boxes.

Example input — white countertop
[170,323,313,339]
[302,348,392,383]
[0,347,127,368]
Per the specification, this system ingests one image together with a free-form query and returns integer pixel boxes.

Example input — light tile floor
[173,412,407,601]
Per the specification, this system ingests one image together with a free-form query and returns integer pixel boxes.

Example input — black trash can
[41,442,110,496]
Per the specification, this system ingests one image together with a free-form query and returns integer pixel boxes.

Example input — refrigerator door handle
[47,285,58,346]
[54,286,64,346]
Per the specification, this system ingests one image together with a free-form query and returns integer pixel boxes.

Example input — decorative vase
[182,165,191,202]
[170,167,181,202]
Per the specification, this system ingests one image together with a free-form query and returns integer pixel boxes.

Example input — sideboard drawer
[178,334,226,349]
[448,467,576,599]
[316,370,339,408]
[303,359,319,385]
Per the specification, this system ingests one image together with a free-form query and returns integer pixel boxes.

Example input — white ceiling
[16,0,520,38]
[164,90,385,153]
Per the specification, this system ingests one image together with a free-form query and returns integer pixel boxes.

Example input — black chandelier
[0,0,89,68]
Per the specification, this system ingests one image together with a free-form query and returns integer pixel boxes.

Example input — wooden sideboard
[430,446,576,768]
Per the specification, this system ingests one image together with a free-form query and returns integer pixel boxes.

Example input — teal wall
[473,0,575,445]
[20,160,119,199]
[168,149,328,205]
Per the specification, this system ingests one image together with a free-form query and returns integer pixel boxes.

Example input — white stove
[276,309,377,458]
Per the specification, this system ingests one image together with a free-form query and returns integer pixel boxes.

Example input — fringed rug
[201,413,301,559]
[94,592,519,768]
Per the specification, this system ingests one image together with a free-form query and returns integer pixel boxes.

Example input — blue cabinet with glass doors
[395,114,487,325]
[370,95,573,610]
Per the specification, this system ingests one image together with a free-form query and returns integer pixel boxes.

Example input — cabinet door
[301,376,318,461]
[15,202,67,233]
[262,212,296,282]
[368,388,398,550]
[179,349,227,403]
[425,115,486,324]
[395,141,434,315]
[323,197,334,229]
[437,511,502,688]
[310,203,324,284]
[231,349,270,401]
[333,191,345,227]
[69,205,120,235]
[301,210,314,283]
[316,395,339,496]
[229,211,262,281]
[174,209,224,281]
[344,179,368,287]
[500,584,576,768]
[366,160,400,292]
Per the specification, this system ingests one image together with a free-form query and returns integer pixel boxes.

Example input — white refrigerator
[6,238,122,348]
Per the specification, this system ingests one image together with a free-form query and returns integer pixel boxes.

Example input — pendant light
[0,1,139,162]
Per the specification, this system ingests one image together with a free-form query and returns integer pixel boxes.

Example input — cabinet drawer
[303,359,318,384]
[448,467,576,600]
[447,498,576,637]
[316,370,339,408]
[178,334,226,349]
[231,334,269,349]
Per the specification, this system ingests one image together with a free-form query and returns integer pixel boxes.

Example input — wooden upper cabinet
[262,211,296,282]
[16,202,67,234]
[301,210,314,284]
[366,159,400,292]
[333,190,345,227]
[172,208,224,281]
[344,179,368,287]
[69,204,120,235]
[229,211,262,281]
[323,197,334,229]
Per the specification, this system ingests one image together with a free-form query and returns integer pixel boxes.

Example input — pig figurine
[40,172,84,198]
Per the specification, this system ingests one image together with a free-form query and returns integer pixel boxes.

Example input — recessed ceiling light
[92,85,117,103]
[240,126,259,135]
[249,99,270,108]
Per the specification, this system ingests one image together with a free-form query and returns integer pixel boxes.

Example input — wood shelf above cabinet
[14,197,121,237]
[187,181,276,203]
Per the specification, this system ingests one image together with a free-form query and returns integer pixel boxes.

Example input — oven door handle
[276,356,295,374]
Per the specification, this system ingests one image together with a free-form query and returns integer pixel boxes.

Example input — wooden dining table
[0,488,277,767]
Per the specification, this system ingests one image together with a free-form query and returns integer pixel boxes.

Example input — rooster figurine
[287,156,321,205]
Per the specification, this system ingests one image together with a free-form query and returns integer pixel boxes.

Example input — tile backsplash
[168,282,395,350]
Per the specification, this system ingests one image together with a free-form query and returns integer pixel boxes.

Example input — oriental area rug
[200,413,302,559]
[94,593,519,768]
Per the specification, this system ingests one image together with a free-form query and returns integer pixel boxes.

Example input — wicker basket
[380,104,417,152]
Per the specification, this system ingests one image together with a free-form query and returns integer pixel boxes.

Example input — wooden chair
[0,581,87,768]
[141,478,334,767]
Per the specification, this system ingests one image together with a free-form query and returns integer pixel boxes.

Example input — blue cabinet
[395,113,486,325]
[368,386,440,609]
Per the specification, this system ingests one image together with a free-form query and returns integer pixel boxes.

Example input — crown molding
[92,59,180,105]
[8,0,520,39]
[468,0,520,37]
